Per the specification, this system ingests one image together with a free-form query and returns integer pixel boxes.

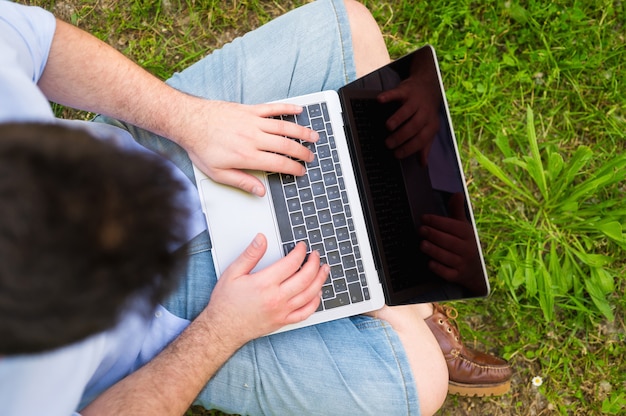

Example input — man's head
[0,123,190,355]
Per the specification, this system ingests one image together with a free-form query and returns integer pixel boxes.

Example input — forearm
[81,310,243,415]
[38,18,204,146]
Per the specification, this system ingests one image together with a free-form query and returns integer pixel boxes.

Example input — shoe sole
[448,380,511,397]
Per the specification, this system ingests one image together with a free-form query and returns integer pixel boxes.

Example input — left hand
[174,98,319,196]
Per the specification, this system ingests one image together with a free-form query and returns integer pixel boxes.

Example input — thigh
[197,315,420,416]
[166,0,357,104]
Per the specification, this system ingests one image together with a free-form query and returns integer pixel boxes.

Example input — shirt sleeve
[0,1,56,81]
[0,1,57,121]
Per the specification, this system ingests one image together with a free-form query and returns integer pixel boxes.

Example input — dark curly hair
[0,123,190,354]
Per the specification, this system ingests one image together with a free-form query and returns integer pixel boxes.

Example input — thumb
[213,169,267,197]
[223,233,268,278]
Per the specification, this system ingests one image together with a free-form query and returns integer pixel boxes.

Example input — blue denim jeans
[96,0,419,414]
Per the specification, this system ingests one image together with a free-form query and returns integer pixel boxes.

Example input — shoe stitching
[449,349,511,371]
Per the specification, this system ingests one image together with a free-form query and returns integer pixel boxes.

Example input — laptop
[192,45,490,332]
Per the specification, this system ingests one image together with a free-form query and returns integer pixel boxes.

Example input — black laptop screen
[338,46,489,305]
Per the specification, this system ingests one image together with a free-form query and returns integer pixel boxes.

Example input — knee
[343,0,378,33]
[342,0,389,76]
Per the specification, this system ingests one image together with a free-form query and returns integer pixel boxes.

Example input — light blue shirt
[0,2,205,414]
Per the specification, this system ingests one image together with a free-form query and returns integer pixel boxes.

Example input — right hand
[201,234,329,346]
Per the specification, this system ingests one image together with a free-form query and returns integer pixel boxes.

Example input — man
[0,1,511,415]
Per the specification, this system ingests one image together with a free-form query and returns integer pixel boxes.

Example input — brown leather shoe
[424,303,513,397]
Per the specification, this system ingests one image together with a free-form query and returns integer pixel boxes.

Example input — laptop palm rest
[198,173,282,276]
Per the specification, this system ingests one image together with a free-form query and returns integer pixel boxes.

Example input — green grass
[25,0,626,414]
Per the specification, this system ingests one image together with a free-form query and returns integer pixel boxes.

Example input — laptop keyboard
[268,102,371,311]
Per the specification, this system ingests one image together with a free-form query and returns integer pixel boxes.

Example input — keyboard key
[296,109,310,126]
[363,286,370,300]
[268,173,293,242]
[311,117,325,132]
[293,226,307,241]
[284,183,298,198]
[318,209,332,224]
[327,185,340,200]
[329,199,343,214]
[308,167,322,182]
[322,285,335,299]
[336,227,350,242]
[360,273,367,286]
[324,237,338,251]
[339,240,352,255]
[332,213,347,228]
[342,254,356,269]
[315,195,329,210]
[311,181,325,196]
[287,198,301,212]
[323,172,337,187]
[308,229,322,244]
[318,144,331,158]
[327,250,341,265]
[333,278,347,293]
[296,175,309,188]
[320,158,334,172]
[324,292,350,309]
[290,212,304,226]
[345,268,359,282]
[321,223,334,237]
[308,104,322,118]
[330,264,344,279]
[283,242,296,255]
[302,202,316,216]
[311,243,325,257]
[305,215,319,229]
[299,188,313,202]
[321,102,329,121]
[348,282,364,303]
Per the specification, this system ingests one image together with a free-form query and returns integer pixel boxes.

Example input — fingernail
[251,186,261,196]
[311,131,319,142]
[252,233,263,248]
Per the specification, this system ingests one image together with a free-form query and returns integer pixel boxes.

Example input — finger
[284,263,329,323]
[284,290,323,324]
[258,122,316,161]
[222,233,268,277]
[253,103,305,118]
[234,150,308,177]
[420,222,464,247]
[262,117,320,144]
[422,215,471,238]
[210,168,267,197]
[264,241,309,284]
[393,133,432,160]
[420,238,461,268]
[385,102,418,132]
[428,259,460,282]
[385,112,428,149]
[377,87,407,105]
[280,250,324,299]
